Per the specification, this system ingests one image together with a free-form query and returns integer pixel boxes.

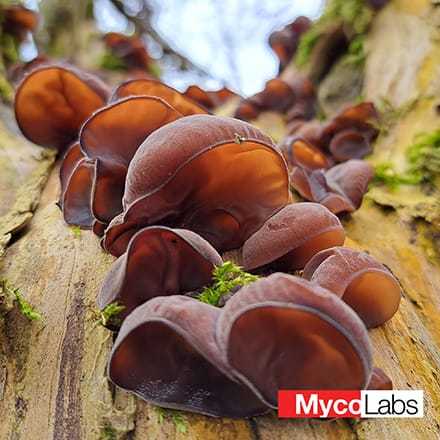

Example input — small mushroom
[183,85,238,111]
[216,273,372,408]
[3,5,38,42]
[269,16,311,72]
[103,114,290,256]
[290,159,374,215]
[303,247,401,328]
[367,367,393,390]
[113,79,207,116]
[104,32,152,71]
[288,102,379,162]
[242,203,345,272]
[279,136,331,170]
[15,65,110,151]
[108,295,269,417]
[98,226,223,325]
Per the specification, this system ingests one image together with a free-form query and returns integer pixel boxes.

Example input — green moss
[407,130,440,182]
[99,52,127,71]
[197,261,259,307]
[0,279,42,321]
[70,225,82,238]
[100,424,117,440]
[99,302,125,328]
[295,0,374,67]
[373,162,422,189]
[343,35,366,66]
[155,407,188,434]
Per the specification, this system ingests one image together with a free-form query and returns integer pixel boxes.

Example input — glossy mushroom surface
[108,295,268,417]
[103,114,290,256]
[242,203,345,271]
[291,159,374,215]
[98,226,223,325]
[303,247,402,328]
[15,65,109,151]
[113,79,207,116]
[183,85,238,110]
[279,136,331,170]
[217,273,373,408]
[79,95,182,224]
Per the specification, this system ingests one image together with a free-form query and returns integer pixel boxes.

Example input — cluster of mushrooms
[13,54,401,417]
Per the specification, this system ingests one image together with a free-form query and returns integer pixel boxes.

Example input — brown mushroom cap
[303,247,402,328]
[103,114,290,256]
[113,79,207,116]
[183,85,238,110]
[329,129,372,162]
[79,95,182,223]
[279,136,331,170]
[242,203,345,271]
[14,65,110,151]
[59,142,83,201]
[61,158,95,228]
[108,295,268,417]
[98,226,223,325]
[3,5,38,39]
[217,273,372,408]
[290,159,374,215]
[367,367,393,390]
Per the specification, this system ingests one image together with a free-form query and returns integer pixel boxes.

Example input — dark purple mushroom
[59,95,183,229]
[108,295,268,417]
[242,203,345,272]
[303,247,401,328]
[290,159,374,215]
[98,226,223,326]
[216,273,372,408]
[103,114,291,257]
[14,65,110,151]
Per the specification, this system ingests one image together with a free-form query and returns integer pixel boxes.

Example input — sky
[24,0,323,96]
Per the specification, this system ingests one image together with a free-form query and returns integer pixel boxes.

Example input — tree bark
[1,0,440,439]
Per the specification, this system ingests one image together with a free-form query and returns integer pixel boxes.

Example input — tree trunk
[1,0,440,439]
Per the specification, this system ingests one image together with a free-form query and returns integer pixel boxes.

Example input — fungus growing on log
[290,159,374,215]
[98,226,222,326]
[303,247,401,328]
[103,114,290,256]
[288,102,379,162]
[59,95,182,228]
[367,367,393,390]
[113,79,207,116]
[216,273,372,408]
[183,85,238,111]
[279,136,331,170]
[108,295,269,418]
[242,203,345,272]
[14,65,110,151]
[269,16,311,72]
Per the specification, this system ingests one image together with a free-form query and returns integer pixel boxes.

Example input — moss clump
[197,261,259,307]
[98,302,125,328]
[295,0,374,67]
[155,407,188,433]
[0,279,42,321]
[373,162,422,189]
[407,130,440,182]
[100,424,117,440]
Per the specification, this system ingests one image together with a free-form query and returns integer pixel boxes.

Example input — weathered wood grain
[1,0,440,439]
